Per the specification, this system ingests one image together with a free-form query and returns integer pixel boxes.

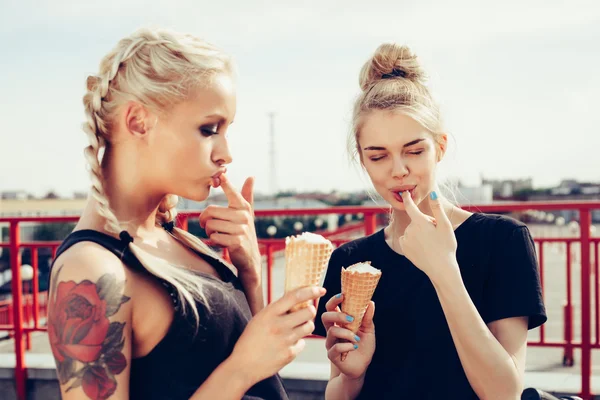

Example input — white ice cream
[347,262,381,275]
[286,231,331,245]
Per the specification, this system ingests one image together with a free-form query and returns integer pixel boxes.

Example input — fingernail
[430,191,438,200]
[346,315,354,322]
[354,335,360,342]
[335,293,342,299]
[353,344,359,350]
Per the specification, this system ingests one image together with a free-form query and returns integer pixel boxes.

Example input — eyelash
[369,150,423,162]
[200,126,219,137]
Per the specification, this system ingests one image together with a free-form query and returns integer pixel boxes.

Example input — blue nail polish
[335,293,342,299]
[430,191,438,200]
[354,335,361,342]
[354,344,359,350]
[346,315,354,322]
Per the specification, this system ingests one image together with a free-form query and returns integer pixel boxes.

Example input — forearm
[432,268,522,400]
[239,267,264,315]
[325,373,365,400]
[189,356,253,399]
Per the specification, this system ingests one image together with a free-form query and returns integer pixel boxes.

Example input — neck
[80,147,166,236]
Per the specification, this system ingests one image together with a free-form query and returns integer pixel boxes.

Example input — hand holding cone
[340,262,381,361]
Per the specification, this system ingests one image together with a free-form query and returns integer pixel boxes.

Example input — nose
[212,135,232,166]
[391,156,409,179]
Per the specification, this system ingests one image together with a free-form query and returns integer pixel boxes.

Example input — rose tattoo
[49,266,130,400]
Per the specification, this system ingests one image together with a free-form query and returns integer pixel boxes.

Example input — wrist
[221,353,256,394]
[239,268,261,287]
[340,370,366,384]
[430,262,464,295]
[238,259,261,282]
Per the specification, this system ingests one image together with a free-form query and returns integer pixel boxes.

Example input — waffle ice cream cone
[340,262,382,361]
[284,232,334,312]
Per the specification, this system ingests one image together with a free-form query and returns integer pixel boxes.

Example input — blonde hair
[349,43,444,163]
[83,27,233,327]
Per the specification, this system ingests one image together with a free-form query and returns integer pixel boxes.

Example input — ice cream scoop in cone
[284,232,334,312]
[340,262,382,361]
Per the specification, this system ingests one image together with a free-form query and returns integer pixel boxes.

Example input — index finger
[402,191,428,222]
[271,286,327,316]
[325,293,344,312]
[219,174,247,209]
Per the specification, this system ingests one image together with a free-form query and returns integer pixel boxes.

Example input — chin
[178,185,211,203]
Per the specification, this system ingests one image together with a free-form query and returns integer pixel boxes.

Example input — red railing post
[595,242,600,347]
[8,303,13,338]
[580,209,592,400]
[364,213,376,236]
[9,221,26,400]
[563,242,574,366]
[23,287,31,350]
[563,303,574,366]
[539,242,545,343]
[179,215,189,232]
[266,244,273,304]
[32,248,40,329]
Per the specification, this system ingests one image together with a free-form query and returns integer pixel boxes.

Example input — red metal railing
[0,201,598,399]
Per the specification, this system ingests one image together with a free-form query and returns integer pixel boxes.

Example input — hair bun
[359,43,426,91]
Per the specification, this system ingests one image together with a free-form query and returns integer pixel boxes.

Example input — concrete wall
[0,367,327,400]
[0,365,61,400]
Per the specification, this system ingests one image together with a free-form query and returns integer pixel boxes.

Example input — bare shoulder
[451,207,473,229]
[51,241,128,284]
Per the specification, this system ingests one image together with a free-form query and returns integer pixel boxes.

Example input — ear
[124,102,153,137]
[436,133,448,162]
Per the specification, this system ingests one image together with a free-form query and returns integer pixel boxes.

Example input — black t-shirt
[314,213,547,399]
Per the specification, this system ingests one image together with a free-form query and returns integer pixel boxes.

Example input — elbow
[479,387,520,400]
[505,378,524,400]
[479,373,522,400]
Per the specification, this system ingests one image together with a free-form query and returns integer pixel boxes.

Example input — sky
[0,0,598,197]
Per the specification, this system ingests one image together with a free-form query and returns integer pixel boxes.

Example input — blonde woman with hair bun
[47,28,325,400]
[314,43,547,399]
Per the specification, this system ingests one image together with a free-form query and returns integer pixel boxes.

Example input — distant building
[73,192,89,199]
[558,179,580,191]
[481,178,533,198]
[453,182,494,204]
[179,196,330,211]
[550,180,600,196]
[1,191,28,200]
[0,198,87,217]
[528,181,600,223]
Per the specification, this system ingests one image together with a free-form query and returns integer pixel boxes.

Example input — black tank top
[51,229,289,400]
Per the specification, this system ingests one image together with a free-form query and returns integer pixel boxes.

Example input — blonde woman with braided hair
[47,28,325,400]
[314,44,547,399]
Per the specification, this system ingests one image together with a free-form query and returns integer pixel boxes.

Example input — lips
[390,186,416,203]
[210,169,226,188]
